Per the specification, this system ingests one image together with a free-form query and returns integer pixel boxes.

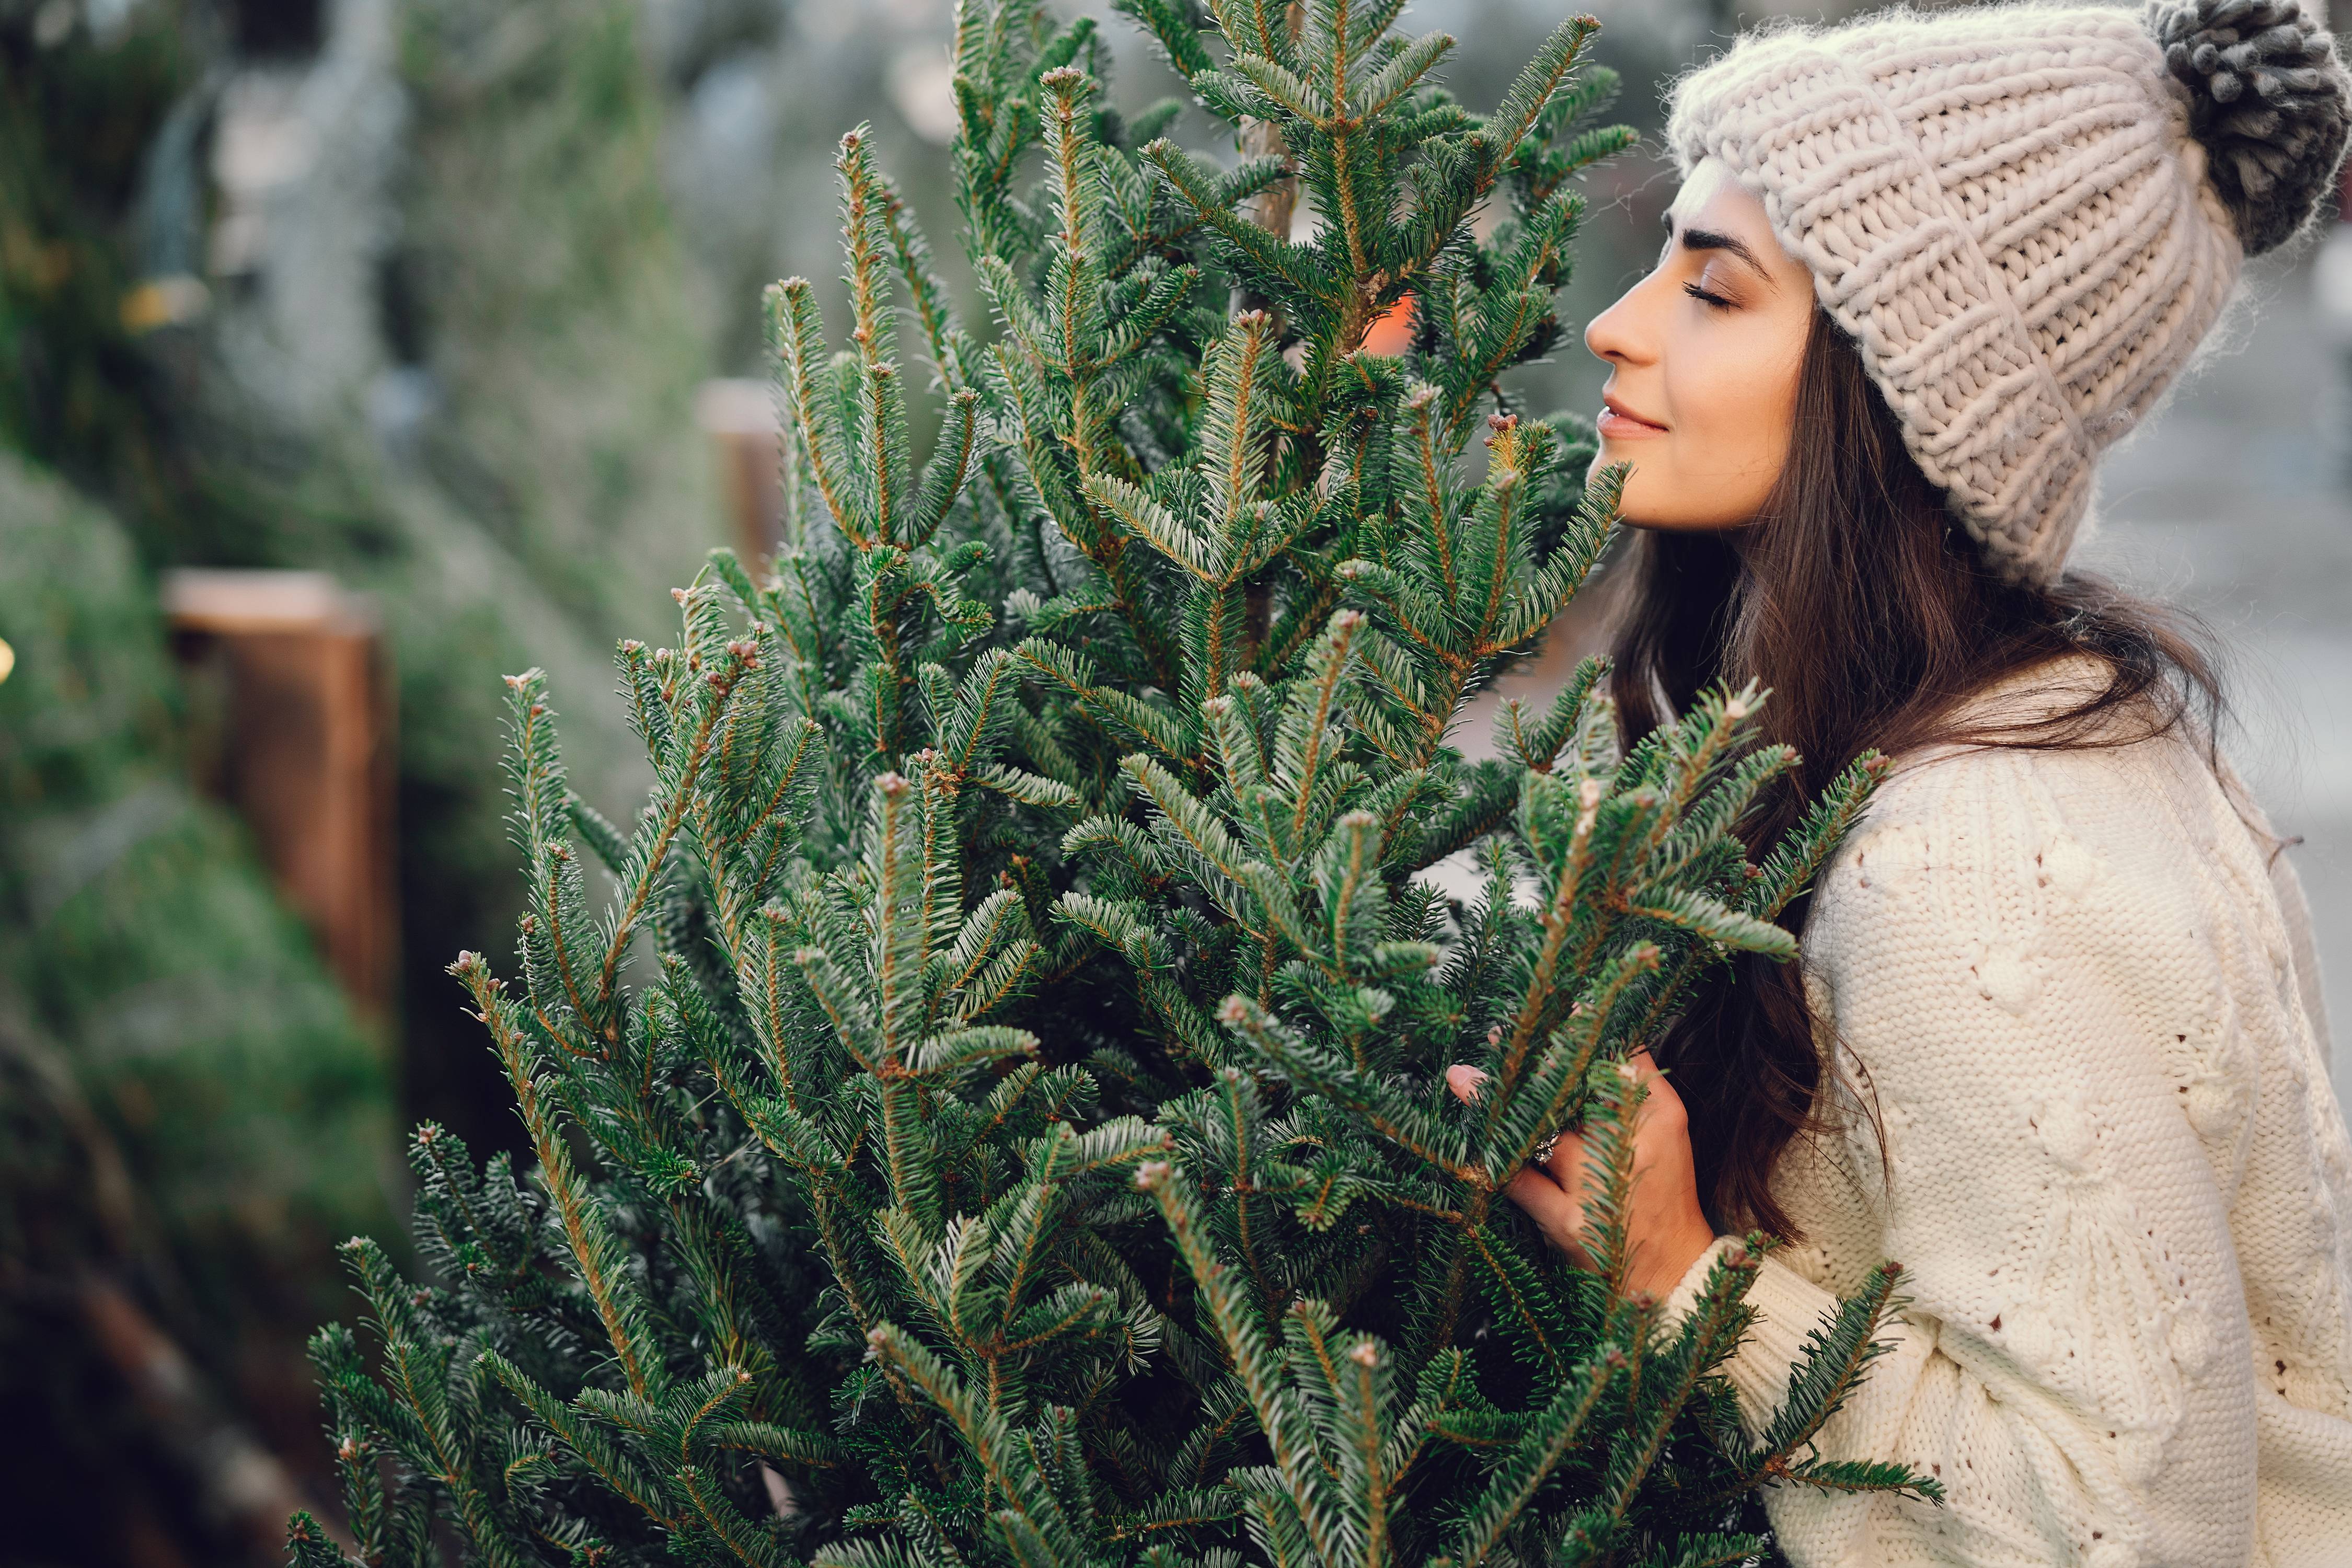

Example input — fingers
[1452,1060,1585,1181]
[1540,1125,1587,1184]
[1621,1049,1687,1131]
[1503,1163,1592,1263]
[1448,1059,1597,1263]
[1457,1056,1666,1100]
[1448,1055,1694,1281]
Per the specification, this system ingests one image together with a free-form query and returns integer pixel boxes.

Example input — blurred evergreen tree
[0,0,725,1159]
[0,0,723,1549]
[0,449,399,1557]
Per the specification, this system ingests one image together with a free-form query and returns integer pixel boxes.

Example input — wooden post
[696,377,786,567]
[162,570,396,1018]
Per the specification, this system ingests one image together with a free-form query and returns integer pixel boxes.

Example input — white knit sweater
[1664,665,2352,1567]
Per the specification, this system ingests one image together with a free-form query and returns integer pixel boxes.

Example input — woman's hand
[1444,1053,1719,1302]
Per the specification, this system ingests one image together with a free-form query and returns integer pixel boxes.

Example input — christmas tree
[292,2,1937,1562]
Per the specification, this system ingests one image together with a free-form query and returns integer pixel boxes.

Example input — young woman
[1447,1,2352,1563]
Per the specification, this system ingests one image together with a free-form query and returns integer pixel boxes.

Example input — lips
[1598,394,1668,438]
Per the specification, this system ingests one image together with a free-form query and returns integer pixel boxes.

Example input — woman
[1448,2,2352,1563]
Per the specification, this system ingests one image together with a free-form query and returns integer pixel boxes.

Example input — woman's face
[1583,157,1817,532]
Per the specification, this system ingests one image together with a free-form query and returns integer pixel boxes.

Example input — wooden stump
[696,377,785,568]
[163,570,396,1018]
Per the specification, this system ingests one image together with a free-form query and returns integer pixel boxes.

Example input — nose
[1583,275,1653,370]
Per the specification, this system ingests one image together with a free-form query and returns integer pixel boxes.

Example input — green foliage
[0,452,398,1557]
[395,0,725,640]
[1,0,726,1170]
[0,451,397,1307]
[0,1,195,526]
[304,4,1934,1564]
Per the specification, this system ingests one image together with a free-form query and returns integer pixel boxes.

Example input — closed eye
[1683,281,1735,310]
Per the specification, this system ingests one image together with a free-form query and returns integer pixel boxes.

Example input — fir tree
[293,3,1940,1563]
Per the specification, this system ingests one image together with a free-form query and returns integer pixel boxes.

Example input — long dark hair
[1611,307,2228,1239]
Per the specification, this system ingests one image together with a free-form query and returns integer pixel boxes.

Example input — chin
[1591,449,1663,497]
[1592,468,1752,534]
[1600,471,1666,526]
[1615,499,1744,535]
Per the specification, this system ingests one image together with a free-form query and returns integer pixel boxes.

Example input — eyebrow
[1663,214,1777,289]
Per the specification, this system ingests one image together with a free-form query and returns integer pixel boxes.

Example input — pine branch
[452,954,662,1402]
[1135,1161,1354,1566]
[1755,1260,1916,1466]
[1442,1345,1619,1567]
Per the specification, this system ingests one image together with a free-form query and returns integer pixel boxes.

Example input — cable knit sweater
[1664,663,2352,1567]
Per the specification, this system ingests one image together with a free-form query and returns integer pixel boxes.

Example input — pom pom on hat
[2150,0,2352,255]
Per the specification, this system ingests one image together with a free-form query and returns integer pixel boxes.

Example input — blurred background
[2,0,2345,1557]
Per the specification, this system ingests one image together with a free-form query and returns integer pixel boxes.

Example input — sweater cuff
[1659,1236,1744,1328]
[1661,1243,1843,1437]
[1722,1255,1844,1437]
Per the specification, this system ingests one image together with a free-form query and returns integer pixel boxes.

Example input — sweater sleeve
[2216,755,2334,1078]
[1685,744,2263,1568]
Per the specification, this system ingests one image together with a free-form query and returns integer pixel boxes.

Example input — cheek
[1606,322,1805,531]
[1666,330,1798,480]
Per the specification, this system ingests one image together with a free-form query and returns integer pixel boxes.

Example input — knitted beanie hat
[1665,0,2352,585]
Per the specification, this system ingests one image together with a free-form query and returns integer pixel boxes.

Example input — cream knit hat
[1665,0,2352,585]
